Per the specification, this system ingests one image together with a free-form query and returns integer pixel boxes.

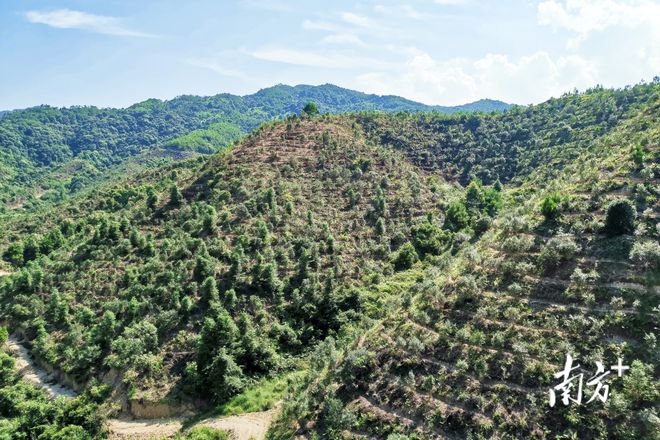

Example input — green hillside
[0,82,657,439]
[0,84,509,213]
[269,84,660,440]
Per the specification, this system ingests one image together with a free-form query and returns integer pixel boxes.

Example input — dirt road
[6,335,77,398]
[7,332,278,439]
[107,407,279,439]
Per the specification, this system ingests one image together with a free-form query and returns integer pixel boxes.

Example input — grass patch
[175,426,230,440]
[216,371,304,416]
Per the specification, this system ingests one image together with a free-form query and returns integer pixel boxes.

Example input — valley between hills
[0,82,657,439]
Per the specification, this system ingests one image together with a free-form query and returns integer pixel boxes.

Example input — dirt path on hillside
[0,270,12,277]
[6,335,78,398]
[200,408,278,440]
[6,332,278,439]
[108,407,279,440]
[107,418,183,439]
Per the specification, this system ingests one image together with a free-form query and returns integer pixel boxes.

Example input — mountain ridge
[6,84,511,114]
[0,84,510,212]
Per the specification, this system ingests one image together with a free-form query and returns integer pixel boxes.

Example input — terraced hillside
[0,113,457,426]
[0,82,657,439]
[268,86,659,439]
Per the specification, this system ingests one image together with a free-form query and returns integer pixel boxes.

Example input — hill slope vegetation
[0,84,509,212]
[0,82,657,439]
[269,84,660,439]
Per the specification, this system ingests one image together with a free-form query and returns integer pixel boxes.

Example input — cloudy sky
[1,0,658,109]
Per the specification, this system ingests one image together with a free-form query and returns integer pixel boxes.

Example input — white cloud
[186,58,246,79]
[321,33,368,46]
[254,1,658,105]
[433,0,468,5]
[538,0,660,42]
[302,20,342,32]
[356,51,598,105]
[25,9,155,38]
[374,4,428,19]
[536,0,660,86]
[340,12,377,29]
[252,47,391,69]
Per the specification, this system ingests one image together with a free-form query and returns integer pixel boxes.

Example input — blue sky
[1,0,658,109]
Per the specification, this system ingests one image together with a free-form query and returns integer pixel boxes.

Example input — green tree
[302,102,319,116]
[631,145,645,168]
[604,199,636,236]
[206,348,245,402]
[393,242,418,271]
[375,217,386,236]
[223,288,237,310]
[3,242,24,266]
[146,187,158,211]
[411,222,449,256]
[372,188,387,217]
[483,186,502,216]
[443,201,469,232]
[201,277,219,304]
[169,185,183,207]
[203,206,217,234]
[464,180,485,216]
[194,256,215,282]
[540,193,562,221]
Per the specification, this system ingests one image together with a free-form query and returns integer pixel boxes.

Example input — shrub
[178,427,229,440]
[604,199,636,236]
[539,235,579,269]
[411,222,449,256]
[107,322,159,368]
[443,201,469,232]
[392,242,418,271]
[566,267,598,300]
[501,234,535,254]
[622,360,657,404]
[455,275,478,298]
[320,396,354,438]
[540,193,562,221]
[338,349,375,390]
[630,240,660,270]
[631,145,645,168]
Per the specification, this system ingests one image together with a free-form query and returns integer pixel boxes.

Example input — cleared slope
[0,114,454,415]
[0,83,656,439]
[268,86,659,439]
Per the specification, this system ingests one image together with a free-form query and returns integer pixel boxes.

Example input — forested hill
[0,84,509,211]
[0,82,657,438]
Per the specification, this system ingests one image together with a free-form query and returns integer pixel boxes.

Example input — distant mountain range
[236,83,511,114]
[0,84,510,210]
